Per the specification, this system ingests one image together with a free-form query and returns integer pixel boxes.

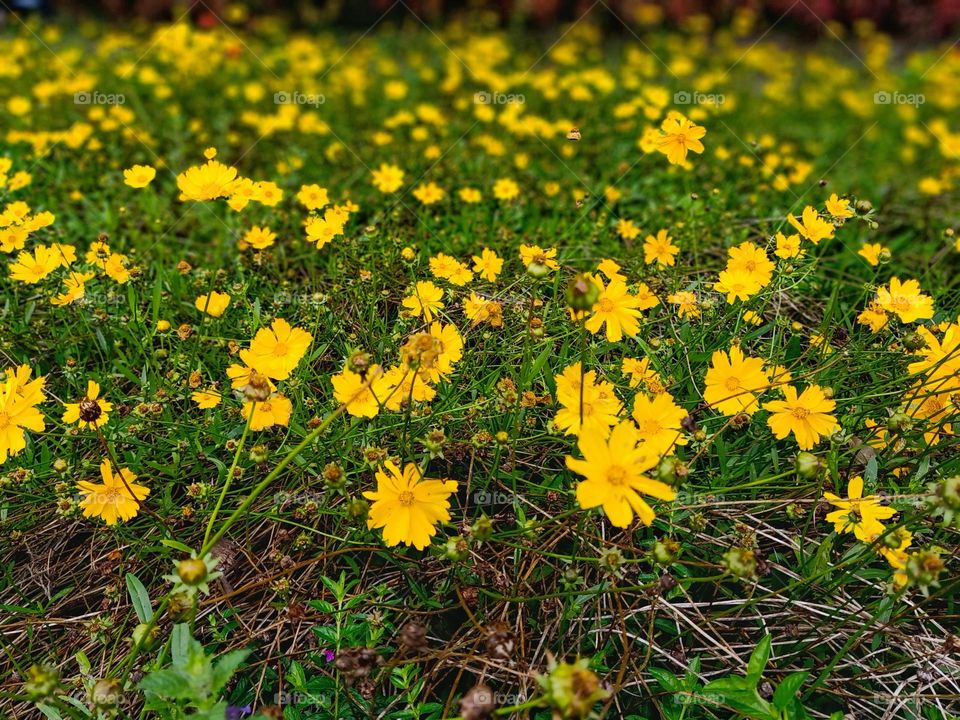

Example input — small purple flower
[323,648,336,662]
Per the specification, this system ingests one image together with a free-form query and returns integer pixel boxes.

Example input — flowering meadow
[1,4,959,719]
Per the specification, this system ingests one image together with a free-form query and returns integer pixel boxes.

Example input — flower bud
[722,547,757,579]
[565,273,600,312]
[177,557,208,586]
[795,451,823,479]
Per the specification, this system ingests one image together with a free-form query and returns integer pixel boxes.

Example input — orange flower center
[272,342,289,356]
[598,298,615,313]
[397,490,416,506]
[607,465,627,486]
[639,420,662,435]
[791,407,810,419]
[725,377,741,391]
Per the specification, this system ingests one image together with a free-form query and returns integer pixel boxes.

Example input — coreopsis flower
[86,240,111,268]
[176,160,238,201]
[9,245,62,283]
[413,181,445,205]
[103,253,132,284]
[240,226,276,250]
[194,291,231,318]
[402,281,444,322]
[227,177,257,211]
[471,248,503,282]
[597,258,626,282]
[616,219,641,241]
[429,253,472,285]
[226,363,276,394]
[656,114,706,165]
[240,319,312,381]
[371,163,405,193]
[704,346,770,416]
[643,229,679,266]
[876,277,934,323]
[363,460,458,550]
[520,244,559,273]
[331,365,394,418]
[492,177,519,201]
[763,384,838,450]
[0,225,28,253]
[0,373,45,463]
[297,183,329,211]
[566,420,676,527]
[858,243,887,266]
[192,389,221,409]
[622,357,664,393]
[908,323,960,382]
[585,278,645,342]
[727,242,775,285]
[857,302,889,332]
[463,292,503,327]
[62,380,112,430]
[774,232,802,259]
[252,181,283,206]
[825,193,855,219]
[632,391,688,456]
[243,393,292,430]
[416,322,463,382]
[554,363,622,437]
[77,459,149,525]
[51,271,94,306]
[824,476,896,542]
[787,206,835,244]
[122,165,156,188]
[667,290,700,319]
[458,187,482,203]
[382,365,436,411]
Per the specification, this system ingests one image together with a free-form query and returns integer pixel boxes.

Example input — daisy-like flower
[703,346,770,416]
[77,458,150,526]
[667,290,700,319]
[413,182,445,205]
[252,181,283,207]
[643,229,679,266]
[429,253,473,285]
[825,193,855,219]
[585,278,645,342]
[656,114,706,165]
[195,291,231,318]
[566,420,676,527]
[774,232,802,260]
[492,178,519,201]
[632,391,689,457]
[176,160,238,201]
[104,253,132,284]
[62,380,113,430]
[240,225,276,250]
[51,271,94,306]
[823,475,896,542]
[297,183,329,211]
[402,281,444,322]
[597,258,626,282]
[787,206,835,245]
[463,292,503,327]
[875,277,934,323]
[382,365,436,411]
[519,243,559,272]
[858,242,886,266]
[363,460,458,550]
[240,318,313,381]
[371,163,405,193]
[553,363,622,437]
[331,365,394,418]
[191,389,221,409]
[458,187,482,203]
[0,374,45,464]
[622,357,664,392]
[616,219,641,241]
[243,393,292,430]
[471,248,503,282]
[857,302,889,332]
[122,165,156,189]
[9,245,62,283]
[763,384,838,450]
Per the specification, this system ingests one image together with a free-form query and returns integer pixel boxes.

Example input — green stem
[203,401,256,548]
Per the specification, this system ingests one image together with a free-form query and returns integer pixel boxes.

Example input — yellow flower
[331,365,394,418]
[62,380,113,430]
[858,242,886,266]
[363,460,458,550]
[191,389,221,409]
[241,225,276,250]
[787,206,835,244]
[585,278,646,342]
[371,163,405,193]
[176,160,238,201]
[240,318,312,381]
[656,114,706,165]
[463,292,503,327]
[643,229,679,266]
[51,271,94,306]
[597,258,626,282]
[566,420,676,527]
[616,219,641,240]
[413,182,445,205]
[519,243,559,271]
[252,181,283,207]
[824,476,896,542]
[429,253,473,285]
[667,290,700,319]
[704,346,770,416]
[402,281,444,322]
[9,245,62,283]
[493,177,520,201]
[622,357,663,391]
[104,253,132,284]
[471,248,503,282]
[86,240,111,268]
[77,459,150,526]
[0,375,45,463]
[458,187,482,203]
[122,165,156,189]
[632,391,688,456]
[382,365,436,411]
[243,393,292,430]
[774,232,801,259]
[553,363,622,437]
[876,278,933,323]
[857,302,889,332]
[763,384,838,450]
[297,183,329,211]
[825,193,854,218]
[195,291,231,318]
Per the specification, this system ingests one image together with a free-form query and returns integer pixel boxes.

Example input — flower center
[725,377,741,391]
[78,398,102,423]
[745,261,756,271]
[639,420,662,435]
[607,466,628,486]
[397,490,416,506]
[791,407,810,419]
[273,342,289,356]
[598,298,615,313]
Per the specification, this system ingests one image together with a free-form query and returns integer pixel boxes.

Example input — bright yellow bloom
[297,183,329,211]
[240,319,313,381]
[458,187,482,203]
[566,421,676,527]
[632,391,689,457]
[241,225,276,250]
[597,258,626,282]
[371,163,405,193]
[243,393,292,430]
[656,114,706,165]
[122,164,156,188]
[471,248,503,282]
[9,245,62,283]
[763,384,838,450]
[616,219,641,240]
[429,253,472,285]
[331,365,394,418]
[493,177,519,201]
[177,160,238,201]
[585,278,645,342]
[704,346,770,416]
[195,291,231,318]
[857,302,889,332]
[787,206,835,244]
[858,243,887,266]
[554,363,622,437]
[103,253,132,284]
[51,271,94,306]
[519,243,559,271]
[643,229,679,266]
[402,281,444,322]
[0,375,45,464]
[252,181,283,206]
[382,365,436,411]
[77,459,150,526]
[876,277,933,323]
[62,380,113,430]
[363,460,458,550]
[774,232,801,260]
[667,290,700,319]
[413,182,445,205]
[824,476,896,542]
[825,193,854,219]
[191,389,221,409]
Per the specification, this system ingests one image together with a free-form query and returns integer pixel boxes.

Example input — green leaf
[126,573,153,624]
[649,666,682,693]
[171,623,192,666]
[211,648,251,695]
[139,668,197,699]
[774,672,809,709]
[746,635,772,685]
[161,539,195,554]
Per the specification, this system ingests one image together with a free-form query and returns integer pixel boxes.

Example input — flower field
[1,4,959,719]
